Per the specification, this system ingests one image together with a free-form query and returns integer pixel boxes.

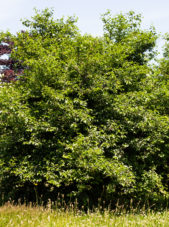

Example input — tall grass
[0,200,169,227]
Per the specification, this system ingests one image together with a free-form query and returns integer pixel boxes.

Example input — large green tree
[0,9,168,206]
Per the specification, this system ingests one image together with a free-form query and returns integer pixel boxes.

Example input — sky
[0,0,169,53]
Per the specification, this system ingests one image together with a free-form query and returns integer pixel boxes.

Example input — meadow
[0,202,169,227]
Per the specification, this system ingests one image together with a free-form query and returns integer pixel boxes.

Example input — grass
[0,202,169,227]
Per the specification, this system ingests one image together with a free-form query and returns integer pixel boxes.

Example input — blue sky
[0,0,169,36]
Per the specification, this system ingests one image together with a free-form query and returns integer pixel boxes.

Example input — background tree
[0,38,15,82]
[0,32,24,82]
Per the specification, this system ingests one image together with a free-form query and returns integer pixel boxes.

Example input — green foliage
[0,8,168,206]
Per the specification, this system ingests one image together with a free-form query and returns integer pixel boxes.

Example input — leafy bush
[0,9,168,206]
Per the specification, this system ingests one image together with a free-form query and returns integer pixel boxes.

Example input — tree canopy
[0,9,169,207]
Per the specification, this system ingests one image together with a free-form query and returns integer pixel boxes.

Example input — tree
[0,32,24,83]
[0,9,168,207]
[0,38,16,82]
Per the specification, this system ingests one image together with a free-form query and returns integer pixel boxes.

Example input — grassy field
[0,203,169,227]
